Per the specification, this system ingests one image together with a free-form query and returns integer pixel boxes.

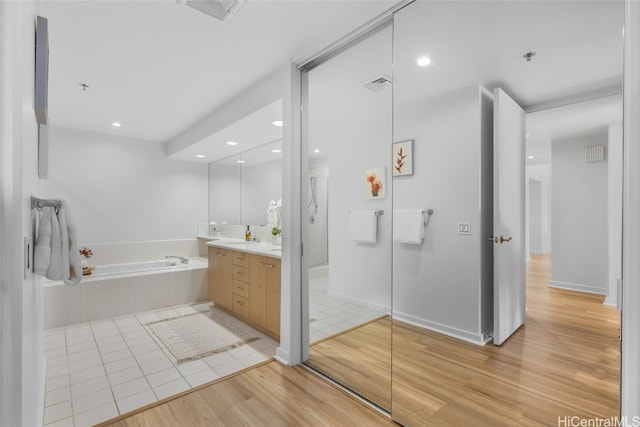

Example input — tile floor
[43,302,277,427]
[309,274,387,343]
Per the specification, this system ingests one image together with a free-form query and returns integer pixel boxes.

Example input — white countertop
[204,237,282,259]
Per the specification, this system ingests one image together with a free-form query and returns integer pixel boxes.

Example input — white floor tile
[139,357,173,376]
[45,386,71,407]
[176,360,208,377]
[66,340,97,355]
[101,348,133,364]
[46,374,70,392]
[43,401,72,425]
[153,378,190,400]
[112,377,151,400]
[72,387,114,415]
[134,348,166,364]
[184,368,220,387]
[45,347,67,359]
[97,340,128,355]
[68,355,103,373]
[130,341,160,356]
[70,375,110,397]
[73,402,118,427]
[201,351,234,369]
[47,364,70,379]
[116,389,158,414]
[69,365,106,384]
[68,347,100,363]
[104,357,137,374]
[107,366,144,386]
[237,351,271,367]
[146,367,182,388]
[211,359,245,377]
[44,416,74,427]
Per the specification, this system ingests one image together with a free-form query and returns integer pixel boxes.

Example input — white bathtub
[90,259,189,278]
[43,257,208,328]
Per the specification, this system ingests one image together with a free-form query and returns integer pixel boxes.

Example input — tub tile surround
[43,302,278,427]
[43,239,208,329]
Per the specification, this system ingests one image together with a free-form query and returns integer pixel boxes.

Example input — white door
[493,88,526,345]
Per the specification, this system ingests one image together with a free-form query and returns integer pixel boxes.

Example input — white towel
[349,210,378,243]
[34,207,52,275]
[58,201,82,285]
[46,208,63,281]
[393,209,424,244]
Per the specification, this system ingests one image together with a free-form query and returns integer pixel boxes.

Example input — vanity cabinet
[208,247,232,311]
[208,246,281,341]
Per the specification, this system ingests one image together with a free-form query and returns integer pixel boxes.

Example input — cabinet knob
[265,264,274,268]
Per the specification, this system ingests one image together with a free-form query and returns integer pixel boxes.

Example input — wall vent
[363,74,392,93]
[584,145,605,162]
[178,0,245,23]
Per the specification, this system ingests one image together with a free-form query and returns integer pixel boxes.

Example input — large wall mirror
[208,140,282,226]
[302,0,623,424]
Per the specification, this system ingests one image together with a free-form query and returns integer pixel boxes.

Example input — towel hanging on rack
[393,209,425,244]
[349,210,379,243]
[34,197,82,285]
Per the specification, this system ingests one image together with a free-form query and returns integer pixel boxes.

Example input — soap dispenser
[245,225,251,241]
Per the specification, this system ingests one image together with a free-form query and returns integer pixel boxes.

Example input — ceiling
[42,0,624,166]
[41,0,396,160]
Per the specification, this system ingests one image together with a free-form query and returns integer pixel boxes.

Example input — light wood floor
[99,361,396,427]
[103,255,619,426]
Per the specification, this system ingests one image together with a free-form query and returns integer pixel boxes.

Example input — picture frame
[364,166,386,199]
[393,139,414,176]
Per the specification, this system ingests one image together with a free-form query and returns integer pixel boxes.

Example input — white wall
[526,164,551,255]
[392,85,494,343]
[44,126,208,243]
[550,132,608,294]
[309,27,392,313]
[1,1,46,426]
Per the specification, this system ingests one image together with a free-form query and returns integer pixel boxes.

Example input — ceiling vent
[363,74,392,93]
[178,0,245,23]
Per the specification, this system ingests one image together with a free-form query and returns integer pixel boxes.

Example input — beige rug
[145,310,259,364]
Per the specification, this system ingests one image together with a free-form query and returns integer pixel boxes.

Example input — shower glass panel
[391,1,622,425]
[304,26,393,411]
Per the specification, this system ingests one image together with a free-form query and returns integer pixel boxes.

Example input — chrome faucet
[165,255,189,264]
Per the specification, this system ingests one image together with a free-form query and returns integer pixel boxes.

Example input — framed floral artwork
[393,139,413,176]
[365,167,385,199]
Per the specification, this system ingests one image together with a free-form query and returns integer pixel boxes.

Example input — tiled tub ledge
[43,257,208,329]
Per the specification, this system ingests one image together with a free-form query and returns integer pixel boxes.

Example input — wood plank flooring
[103,255,619,426]
[99,361,396,427]
[392,254,620,426]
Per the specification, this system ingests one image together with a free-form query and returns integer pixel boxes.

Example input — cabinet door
[208,247,232,310]
[249,254,267,328]
[266,257,281,337]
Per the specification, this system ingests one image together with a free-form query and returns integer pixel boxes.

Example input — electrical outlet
[458,222,471,235]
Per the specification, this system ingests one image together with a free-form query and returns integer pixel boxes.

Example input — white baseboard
[603,296,618,307]
[326,289,390,314]
[392,311,492,346]
[308,265,329,279]
[548,280,607,296]
[275,348,292,366]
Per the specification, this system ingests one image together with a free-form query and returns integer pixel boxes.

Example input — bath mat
[145,310,259,364]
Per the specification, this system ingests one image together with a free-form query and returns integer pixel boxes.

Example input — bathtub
[43,256,208,328]
[88,259,189,278]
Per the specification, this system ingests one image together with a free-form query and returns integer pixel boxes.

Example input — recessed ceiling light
[272,120,283,127]
[527,155,535,159]
[416,56,431,67]
[195,154,206,159]
[226,141,238,146]
[271,149,282,153]
[313,149,320,154]
[237,159,246,164]
[112,122,121,127]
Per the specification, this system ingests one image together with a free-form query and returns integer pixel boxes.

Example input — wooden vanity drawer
[232,295,249,318]
[233,280,249,299]
[232,251,250,268]
[232,265,249,283]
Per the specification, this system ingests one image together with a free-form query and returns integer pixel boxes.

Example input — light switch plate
[458,222,471,235]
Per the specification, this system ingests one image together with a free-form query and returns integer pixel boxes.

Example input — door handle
[488,236,512,244]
